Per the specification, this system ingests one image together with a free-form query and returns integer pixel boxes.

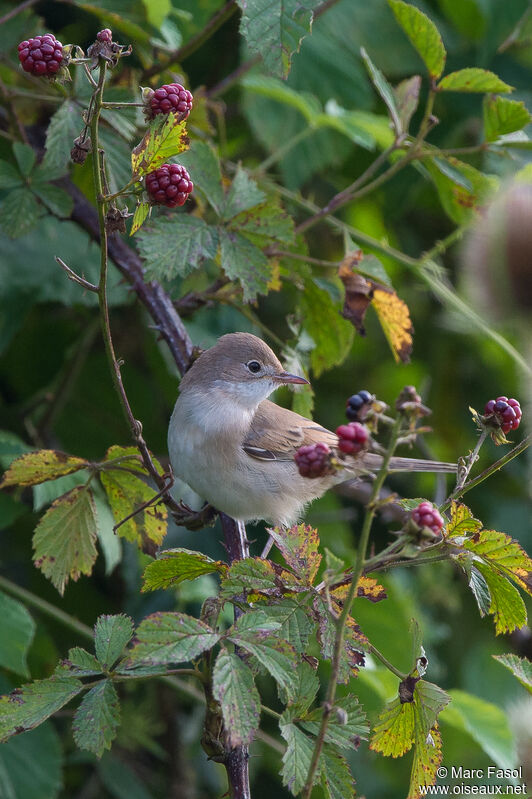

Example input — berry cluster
[145,164,193,208]
[335,422,369,455]
[484,396,522,434]
[295,443,332,478]
[18,34,63,76]
[148,84,193,121]
[411,501,444,535]
[96,29,113,43]
[346,390,373,422]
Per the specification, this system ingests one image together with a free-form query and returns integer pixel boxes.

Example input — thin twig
[0,0,38,26]
[55,256,99,292]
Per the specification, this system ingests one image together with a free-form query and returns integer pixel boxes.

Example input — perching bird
[168,333,455,528]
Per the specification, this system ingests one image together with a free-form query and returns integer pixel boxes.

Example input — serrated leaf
[42,100,82,174]
[223,166,266,220]
[131,113,188,179]
[370,697,415,756]
[13,142,36,177]
[301,694,369,748]
[212,651,260,746]
[474,562,527,634]
[0,678,82,741]
[360,47,401,134]
[408,720,442,799]
[258,600,314,655]
[130,202,150,236]
[94,615,134,669]
[175,140,224,215]
[388,0,446,79]
[129,612,220,664]
[232,610,282,636]
[220,557,280,598]
[301,279,354,377]
[0,591,35,677]
[141,548,226,592]
[461,528,532,580]
[484,95,531,143]
[438,68,513,94]
[31,182,73,218]
[73,680,120,757]
[280,714,316,795]
[1,449,89,488]
[494,654,532,694]
[268,524,321,584]
[321,746,355,799]
[32,486,98,595]
[394,75,422,133]
[237,0,321,79]
[56,647,103,677]
[279,660,319,712]
[136,216,218,281]
[228,629,298,697]
[415,680,451,731]
[230,194,295,248]
[0,188,42,238]
[446,501,483,535]
[468,564,492,618]
[0,160,23,190]
[219,227,272,302]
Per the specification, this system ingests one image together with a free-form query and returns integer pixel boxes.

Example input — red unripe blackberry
[483,396,521,434]
[97,29,113,43]
[411,501,444,535]
[145,164,193,208]
[148,84,193,121]
[335,422,369,455]
[295,443,332,478]
[18,34,63,76]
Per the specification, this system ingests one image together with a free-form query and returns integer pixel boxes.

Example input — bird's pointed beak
[273,371,310,385]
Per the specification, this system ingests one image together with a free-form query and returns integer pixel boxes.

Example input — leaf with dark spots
[129,612,220,665]
[1,449,89,488]
[0,677,83,742]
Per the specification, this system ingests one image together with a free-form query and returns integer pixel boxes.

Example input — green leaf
[360,47,401,135]
[237,0,321,79]
[92,486,122,576]
[231,610,282,636]
[278,661,319,712]
[131,113,188,179]
[423,157,497,224]
[241,74,322,123]
[320,101,389,149]
[268,523,321,584]
[0,591,35,677]
[474,562,527,634]
[279,713,316,795]
[0,677,82,741]
[441,689,517,768]
[301,694,369,748]
[32,486,99,595]
[431,157,473,191]
[136,216,218,281]
[130,202,150,236]
[370,696,415,756]
[228,628,298,697]
[42,100,82,175]
[129,611,220,664]
[468,564,492,618]
[94,614,134,669]
[438,68,513,94]
[446,502,482,536]
[56,646,103,677]
[493,654,532,694]
[141,548,226,592]
[219,228,272,302]
[142,0,170,27]
[0,160,23,190]
[1,449,89,488]
[212,651,260,747]
[229,194,295,248]
[350,248,393,287]
[388,0,446,79]
[31,183,74,218]
[484,95,531,143]
[415,680,452,731]
[408,717,442,799]
[223,166,266,220]
[321,746,355,799]
[257,600,314,655]
[0,722,62,799]
[178,140,224,215]
[220,557,280,598]
[33,471,88,512]
[13,142,36,177]
[394,75,422,133]
[73,680,120,757]
[0,188,42,238]
[300,279,354,377]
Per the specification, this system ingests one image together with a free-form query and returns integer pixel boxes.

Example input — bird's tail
[359,452,456,474]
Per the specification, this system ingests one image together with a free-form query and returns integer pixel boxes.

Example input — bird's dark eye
[247,360,261,374]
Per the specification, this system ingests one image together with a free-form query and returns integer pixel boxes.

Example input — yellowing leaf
[268,524,322,584]
[131,113,189,179]
[388,0,446,79]
[438,68,513,94]
[447,501,483,536]
[141,549,227,592]
[33,486,99,595]
[372,286,413,363]
[129,201,150,236]
[408,722,442,799]
[475,562,527,635]
[100,469,167,549]
[1,450,89,488]
[370,697,415,757]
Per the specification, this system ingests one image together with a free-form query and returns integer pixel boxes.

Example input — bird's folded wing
[243,400,337,462]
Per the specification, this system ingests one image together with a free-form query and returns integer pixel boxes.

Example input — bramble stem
[455,429,488,491]
[302,415,403,798]
[367,643,406,679]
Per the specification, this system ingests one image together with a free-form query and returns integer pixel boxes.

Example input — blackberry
[484,396,521,434]
[97,29,113,43]
[336,422,369,455]
[411,501,444,535]
[295,443,333,478]
[346,389,373,421]
[147,84,193,121]
[145,164,193,208]
[18,34,63,76]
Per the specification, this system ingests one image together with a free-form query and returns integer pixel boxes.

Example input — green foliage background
[0,0,532,797]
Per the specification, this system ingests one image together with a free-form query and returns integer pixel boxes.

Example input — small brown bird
[168,333,454,527]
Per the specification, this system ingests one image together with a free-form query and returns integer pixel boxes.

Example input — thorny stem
[302,415,403,798]
[455,429,488,491]
[367,643,406,679]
